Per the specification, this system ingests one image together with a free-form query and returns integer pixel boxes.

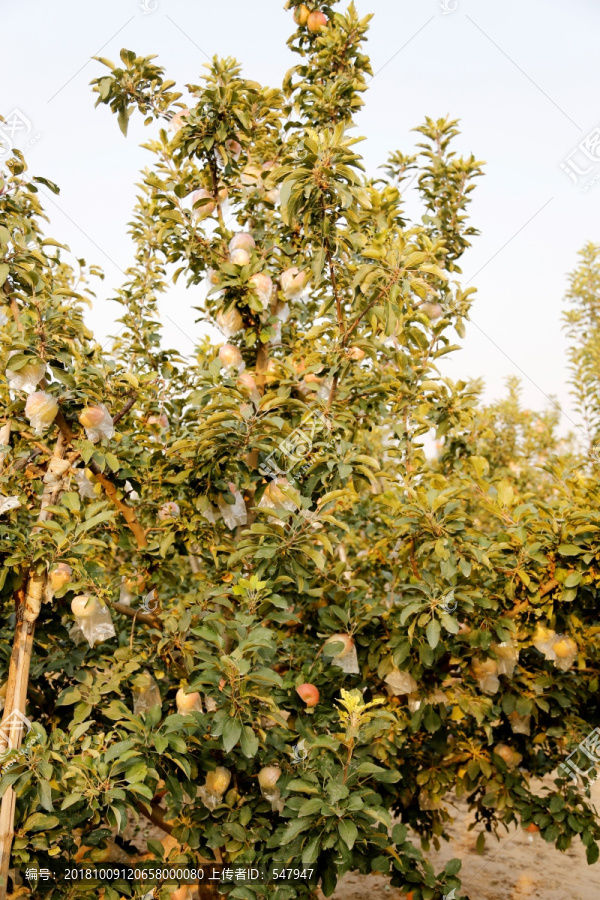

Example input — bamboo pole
[0,432,68,898]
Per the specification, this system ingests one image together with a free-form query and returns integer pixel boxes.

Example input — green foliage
[1,3,600,899]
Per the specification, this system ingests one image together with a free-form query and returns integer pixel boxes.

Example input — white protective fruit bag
[80,403,115,443]
[217,485,247,530]
[132,672,162,715]
[472,658,500,695]
[5,357,46,394]
[384,668,418,696]
[25,391,58,434]
[258,766,284,813]
[71,595,116,647]
[493,638,519,678]
[198,767,231,811]
[72,466,96,499]
[323,634,360,675]
[509,711,531,735]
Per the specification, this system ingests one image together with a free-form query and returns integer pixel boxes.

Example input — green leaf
[23,813,60,833]
[339,819,358,850]
[222,717,242,753]
[240,726,259,758]
[426,617,441,649]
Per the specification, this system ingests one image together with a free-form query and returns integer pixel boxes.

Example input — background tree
[1,3,600,900]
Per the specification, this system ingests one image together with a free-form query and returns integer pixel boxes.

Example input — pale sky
[2,0,599,438]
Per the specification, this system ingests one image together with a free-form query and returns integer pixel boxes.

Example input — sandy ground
[323,784,600,900]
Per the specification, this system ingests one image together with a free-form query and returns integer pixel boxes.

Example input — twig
[113,601,161,630]
[112,393,138,426]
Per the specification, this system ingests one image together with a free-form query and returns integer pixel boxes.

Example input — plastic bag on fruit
[258,478,300,512]
[72,466,96,499]
[132,672,161,716]
[0,496,20,516]
[217,485,247,530]
[25,391,58,434]
[323,634,360,675]
[493,638,519,678]
[5,357,46,394]
[551,634,578,671]
[509,711,531,735]
[384,668,418,696]
[472,659,500,694]
[71,595,116,647]
[198,767,231,811]
[200,503,222,525]
[532,624,558,661]
[80,403,114,443]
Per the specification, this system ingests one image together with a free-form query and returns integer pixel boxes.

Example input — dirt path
[324,785,600,900]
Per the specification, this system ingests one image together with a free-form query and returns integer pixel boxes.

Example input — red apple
[307,10,327,32]
[296,683,319,707]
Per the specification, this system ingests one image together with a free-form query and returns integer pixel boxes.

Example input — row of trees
[1,2,600,898]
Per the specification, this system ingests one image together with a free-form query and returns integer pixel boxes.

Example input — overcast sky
[2,0,599,438]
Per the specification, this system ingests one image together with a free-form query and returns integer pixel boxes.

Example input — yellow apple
[50,563,72,591]
[205,767,231,795]
[71,595,99,619]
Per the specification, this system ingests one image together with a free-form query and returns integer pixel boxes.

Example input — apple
[229,232,255,253]
[241,164,262,187]
[307,10,327,32]
[225,138,242,159]
[553,636,577,658]
[249,273,273,307]
[281,266,306,299]
[168,107,190,132]
[258,765,281,790]
[347,347,365,361]
[158,502,180,520]
[230,248,250,266]
[324,633,354,658]
[421,302,443,321]
[25,392,58,429]
[216,307,243,336]
[50,563,72,591]
[79,406,106,428]
[191,187,227,219]
[148,413,169,428]
[473,658,498,677]
[293,4,310,25]
[494,743,522,769]
[71,595,99,619]
[6,358,46,392]
[296,683,319,707]
[176,688,202,714]
[171,887,192,900]
[238,372,258,393]
[219,344,243,369]
[205,767,231,795]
